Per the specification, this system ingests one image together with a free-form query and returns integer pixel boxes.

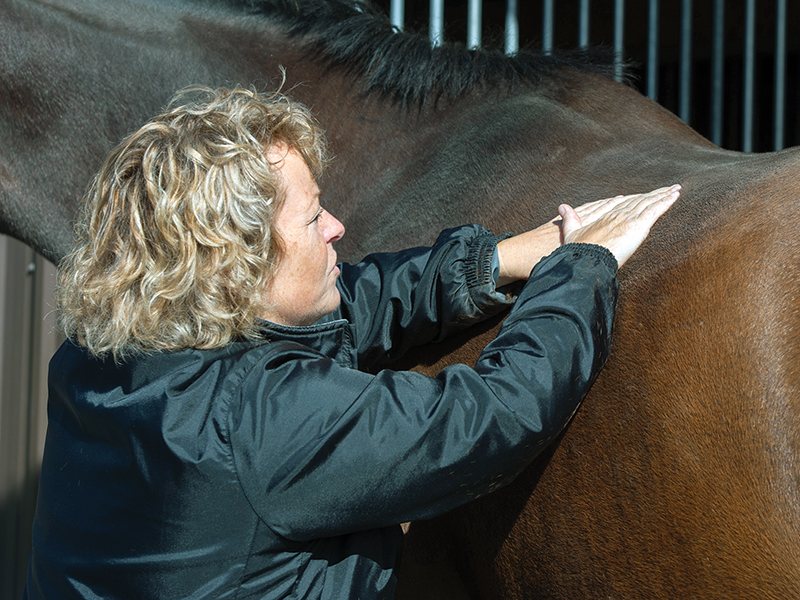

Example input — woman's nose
[324,211,345,243]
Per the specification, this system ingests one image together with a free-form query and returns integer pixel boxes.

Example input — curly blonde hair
[57,85,329,360]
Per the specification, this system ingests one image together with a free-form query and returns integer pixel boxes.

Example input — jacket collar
[255,316,358,369]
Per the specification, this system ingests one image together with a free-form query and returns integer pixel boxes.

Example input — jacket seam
[224,348,293,595]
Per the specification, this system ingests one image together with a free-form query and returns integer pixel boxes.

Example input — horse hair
[238,0,622,107]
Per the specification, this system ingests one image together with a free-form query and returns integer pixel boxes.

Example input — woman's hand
[559,185,681,267]
[495,185,681,285]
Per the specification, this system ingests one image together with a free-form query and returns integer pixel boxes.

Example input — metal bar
[467,0,482,49]
[578,0,590,48]
[505,0,519,55]
[742,0,755,151]
[614,0,625,81]
[679,0,692,124]
[390,0,404,30]
[543,0,554,52]
[429,0,444,47]
[774,0,786,150]
[647,0,659,100]
[711,0,725,146]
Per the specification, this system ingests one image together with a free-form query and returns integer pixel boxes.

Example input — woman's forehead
[274,149,320,216]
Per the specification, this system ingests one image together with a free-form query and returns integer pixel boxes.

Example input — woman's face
[259,146,345,326]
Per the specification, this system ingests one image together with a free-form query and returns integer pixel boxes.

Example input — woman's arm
[495,185,681,285]
[332,225,513,368]
[231,243,617,541]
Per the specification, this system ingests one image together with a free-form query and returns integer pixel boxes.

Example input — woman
[25,86,679,599]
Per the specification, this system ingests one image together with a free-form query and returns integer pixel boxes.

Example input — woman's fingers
[574,194,626,221]
[562,185,681,267]
[574,186,680,224]
[617,185,681,217]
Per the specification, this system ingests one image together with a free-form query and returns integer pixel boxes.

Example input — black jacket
[25,226,617,599]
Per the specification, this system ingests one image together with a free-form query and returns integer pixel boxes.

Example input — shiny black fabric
[25,226,617,599]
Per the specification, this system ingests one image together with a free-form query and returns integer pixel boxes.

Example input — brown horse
[1,0,799,597]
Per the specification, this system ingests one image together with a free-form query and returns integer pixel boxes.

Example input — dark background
[374,0,800,152]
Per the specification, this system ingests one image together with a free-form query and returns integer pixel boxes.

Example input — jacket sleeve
[229,243,618,542]
[328,225,514,369]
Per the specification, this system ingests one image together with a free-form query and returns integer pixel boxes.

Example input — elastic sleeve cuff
[549,243,619,275]
[464,232,517,311]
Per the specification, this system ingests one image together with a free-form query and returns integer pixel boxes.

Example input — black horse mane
[237,0,621,107]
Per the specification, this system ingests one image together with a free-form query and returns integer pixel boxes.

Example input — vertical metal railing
[429,0,444,46]
[710,0,725,146]
[742,0,756,152]
[467,0,482,49]
[504,0,518,54]
[578,0,590,48]
[774,0,786,151]
[679,0,692,124]
[401,0,793,153]
[390,0,404,29]
[613,0,625,81]
[542,0,554,53]
[647,0,659,100]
